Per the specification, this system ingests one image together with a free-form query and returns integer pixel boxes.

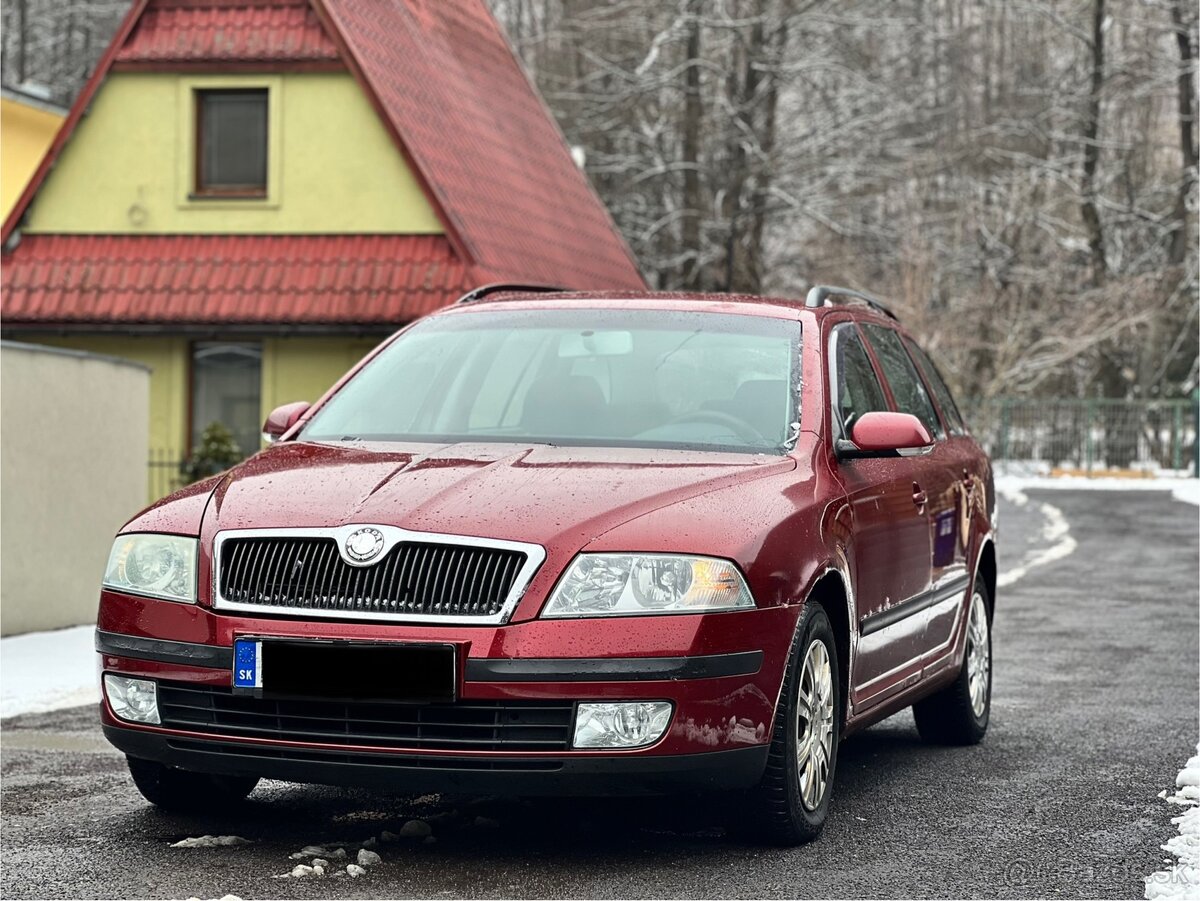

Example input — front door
[860,324,969,674]
[828,323,932,709]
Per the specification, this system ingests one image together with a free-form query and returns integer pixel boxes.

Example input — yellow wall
[1,97,65,221]
[26,72,443,234]
[261,336,381,426]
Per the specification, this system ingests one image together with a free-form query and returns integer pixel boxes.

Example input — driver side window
[831,324,888,440]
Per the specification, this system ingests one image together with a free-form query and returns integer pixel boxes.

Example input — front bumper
[103,724,768,795]
[98,591,796,794]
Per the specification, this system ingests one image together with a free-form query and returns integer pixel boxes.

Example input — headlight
[102,534,198,603]
[541,553,754,618]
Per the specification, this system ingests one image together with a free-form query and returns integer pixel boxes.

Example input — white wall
[1,342,149,635]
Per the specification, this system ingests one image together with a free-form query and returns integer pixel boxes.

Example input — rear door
[902,337,977,665]
[828,322,931,709]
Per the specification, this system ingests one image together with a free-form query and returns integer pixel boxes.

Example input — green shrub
[183,421,243,483]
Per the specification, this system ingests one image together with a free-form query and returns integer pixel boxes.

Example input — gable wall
[25,72,443,234]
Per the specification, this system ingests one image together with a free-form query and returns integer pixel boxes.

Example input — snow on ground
[995,474,1200,900]
[996,473,1199,502]
[1146,745,1200,900]
[993,472,1198,585]
[993,480,1078,588]
[1171,482,1200,507]
[0,624,98,718]
[170,836,251,849]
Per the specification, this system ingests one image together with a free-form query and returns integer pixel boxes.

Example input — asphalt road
[2,489,1196,899]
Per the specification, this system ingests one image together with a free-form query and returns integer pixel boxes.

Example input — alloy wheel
[966,589,990,718]
[795,638,835,811]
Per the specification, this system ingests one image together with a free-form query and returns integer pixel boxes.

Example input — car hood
[203,440,795,549]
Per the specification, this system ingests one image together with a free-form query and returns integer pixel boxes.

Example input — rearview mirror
[262,401,311,443]
[836,411,933,460]
[558,330,633,358]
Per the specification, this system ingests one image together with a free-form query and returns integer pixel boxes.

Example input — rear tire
[126,757,258,812]
[733,602,840,846]
[913,576,991,745]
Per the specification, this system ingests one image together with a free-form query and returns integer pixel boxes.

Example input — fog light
[103,674,160,725]
[573,701,672,749]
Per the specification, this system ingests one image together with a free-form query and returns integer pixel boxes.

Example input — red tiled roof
[1,234,468,326]
[317,0,645,291]
[116,0,340,65]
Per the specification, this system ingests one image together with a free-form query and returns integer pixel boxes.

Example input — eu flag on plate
[233,639,261,689]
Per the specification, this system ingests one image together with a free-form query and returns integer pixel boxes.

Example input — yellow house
[1,0,645,500]
[1,85,66,221]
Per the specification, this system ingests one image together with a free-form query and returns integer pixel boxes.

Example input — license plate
[232,638,456,702]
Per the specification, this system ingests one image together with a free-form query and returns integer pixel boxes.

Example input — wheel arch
[974,536,997,618]
[803,568,853,725]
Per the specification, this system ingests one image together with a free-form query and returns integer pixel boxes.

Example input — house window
[191,342,263,459]
[195,89,268,197]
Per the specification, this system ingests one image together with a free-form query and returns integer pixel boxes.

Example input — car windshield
[301,308,801,454]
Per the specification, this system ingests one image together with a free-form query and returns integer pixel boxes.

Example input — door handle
[912,483,928,509]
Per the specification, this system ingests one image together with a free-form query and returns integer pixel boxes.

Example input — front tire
[735,603,840,845]
[913,576,992,745]
[126,757,259,812]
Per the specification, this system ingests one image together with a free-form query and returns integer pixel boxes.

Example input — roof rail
[805,284,898,321]
[454,283,568,304]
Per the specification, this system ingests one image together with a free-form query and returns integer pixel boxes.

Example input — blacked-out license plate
[233,639,456,703]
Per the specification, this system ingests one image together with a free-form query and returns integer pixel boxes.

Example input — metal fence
[964,398,1197,475]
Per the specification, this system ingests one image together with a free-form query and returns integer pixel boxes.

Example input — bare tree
[1,0,130,104]
[5,0,1195,402]
[494,0,1197,403]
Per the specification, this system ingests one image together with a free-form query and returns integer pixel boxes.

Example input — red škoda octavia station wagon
[97,285,996,845]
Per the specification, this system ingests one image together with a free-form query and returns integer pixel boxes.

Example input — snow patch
[996,473,1199,497]
[0,624,99,718]
[996,479,1029,507]
[994,481,1078,588]
[1171,482,1200,507]
[170,835,251,849]
[1145,745,1200,900]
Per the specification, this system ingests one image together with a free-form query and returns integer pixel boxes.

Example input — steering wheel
[669,409,767,444]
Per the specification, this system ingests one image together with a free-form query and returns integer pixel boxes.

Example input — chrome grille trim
[210,525,546,625]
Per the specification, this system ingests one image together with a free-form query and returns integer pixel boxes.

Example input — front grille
[216,536,527,619]
[157,683,574,752]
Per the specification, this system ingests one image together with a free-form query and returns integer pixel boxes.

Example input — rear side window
[831,324,889,439]
[904,338,967,435]
[860,324,945,440]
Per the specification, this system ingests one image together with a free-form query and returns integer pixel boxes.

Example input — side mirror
[262,401,311,444]
[836,411,933,460]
